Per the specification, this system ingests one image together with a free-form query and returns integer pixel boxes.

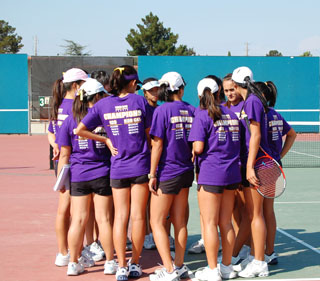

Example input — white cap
[197,78,219,97]
[141,80,160,91]
[79,78,107,97]
[232,66,254,84]
[62,68,89,83]
[159,72,185,91]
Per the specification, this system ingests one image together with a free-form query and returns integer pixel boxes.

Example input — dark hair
[72,91,106,124]
[254,81,277,107]
[109,65,138,96]
[91,70,110,87]
[50,78,65,121]
[234,76,269,112]
[142,77,158,85]
[206,74,225,103]
[158,78,185,102]
[63,80,84,92]
[200,87,221,122]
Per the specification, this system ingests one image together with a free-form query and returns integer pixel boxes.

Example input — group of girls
[48,64,296,281]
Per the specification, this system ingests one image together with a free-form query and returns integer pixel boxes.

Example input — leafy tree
[300,51,312,57]
[0,20,23,54]
[266,50,283,57]
[61,39,91,56]
[228,51,231,56]
[126,12,195,56]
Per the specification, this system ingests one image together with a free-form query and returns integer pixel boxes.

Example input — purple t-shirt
[82,94,151,180]
[48,99,74,139]
[188,106,241,186]
[184,101,196,116]
[57,111,111,183]
[241,94,272,161]
[150,101,194,182]
[267,108,291,162]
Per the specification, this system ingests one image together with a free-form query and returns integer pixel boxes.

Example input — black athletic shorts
[111,174,149,188]
[241,166,250,187]
[71,175,112,196]
[197,183,239,194]
[158,169,194,195]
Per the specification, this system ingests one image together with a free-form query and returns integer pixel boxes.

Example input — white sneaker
[104,259,118,274]
[169,236,175,251]
[174,264,189,279]
[195,267,222,281]
[238,259,269,278]
[149,268,180,281]
[231,255,242,266]
[265,252,278,265]
[239,245,251,260]
[55,252,70,266]
[78,255,95,268]
[218,263,237,279]
[128,259,142,277]
[67,262,84,276]
[86,241,105,261]
[188,238,205,254]
[233,255,253,272]
[116,267,129,281]
[144,233,156,250]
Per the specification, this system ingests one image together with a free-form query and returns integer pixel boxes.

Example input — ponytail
[254,81,278,108]
[246,78,269,112]
[50,78,64,121]
[72,91,105,124]
[200,88,221,122]
[109,65,138,96]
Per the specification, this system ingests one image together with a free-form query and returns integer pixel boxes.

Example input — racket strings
[254,157,285,198]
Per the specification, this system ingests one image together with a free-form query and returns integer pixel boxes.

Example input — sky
[1,0,320,57]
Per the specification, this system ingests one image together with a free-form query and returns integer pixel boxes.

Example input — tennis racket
[244,116,286,198]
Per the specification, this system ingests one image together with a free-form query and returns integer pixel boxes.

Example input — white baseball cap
[197,78,219,97]
[62,68,89,83]
[159,72,185,91]
[232,66,254,85]
[141,80,160,91]
[79,78,107,97]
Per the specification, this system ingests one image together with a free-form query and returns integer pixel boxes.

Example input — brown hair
[200,87,221,122]
[109,65,138,96]
[50,78,65,121]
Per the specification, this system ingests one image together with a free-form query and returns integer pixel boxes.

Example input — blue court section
[0,54,28,134]
[138,56,320,122]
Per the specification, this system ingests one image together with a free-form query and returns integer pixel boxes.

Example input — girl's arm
[48,131,59,160]
[56,145,71,193]
[149,136,163,194]
[75,122,118,156]
[247,120,261,187]
[193,141,204,156]
[280,128,296,159]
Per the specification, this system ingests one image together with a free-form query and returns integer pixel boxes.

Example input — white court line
[275,201,320,204]
[277,228,320,255]
[0,109,28,112]
[290,150,320,159]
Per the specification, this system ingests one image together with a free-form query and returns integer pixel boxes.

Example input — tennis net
[281,121,320,168]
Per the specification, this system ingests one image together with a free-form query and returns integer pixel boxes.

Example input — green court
[186,167,320,279]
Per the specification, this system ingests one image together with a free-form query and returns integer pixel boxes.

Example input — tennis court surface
[0,135,319,281]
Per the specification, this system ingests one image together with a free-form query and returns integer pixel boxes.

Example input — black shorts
[158,170,194,195]
[197,183,239,194]
[111,174,149,188]
[241,166,250,187]
[70,175,112,196]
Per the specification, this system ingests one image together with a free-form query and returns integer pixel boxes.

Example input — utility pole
[34,36,38,56]
[245,42,249,56]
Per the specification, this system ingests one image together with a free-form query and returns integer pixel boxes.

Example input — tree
[266,50,283,57]
[300,51,312,57]
[126,12,195,56]
[61,40,91,56]
[0,20,23,54]
[227,51,231,56]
